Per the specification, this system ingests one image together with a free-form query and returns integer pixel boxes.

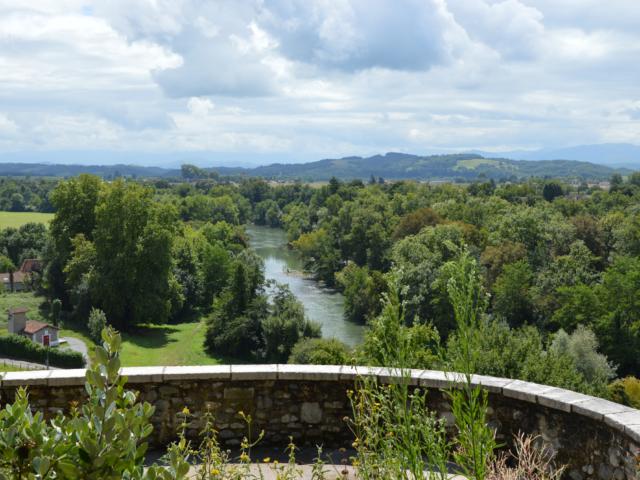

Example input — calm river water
[246,225,365,347]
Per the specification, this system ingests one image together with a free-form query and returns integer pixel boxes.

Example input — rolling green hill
[212,152,630,181]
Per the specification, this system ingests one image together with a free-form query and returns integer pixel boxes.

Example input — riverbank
[245,225,364,347]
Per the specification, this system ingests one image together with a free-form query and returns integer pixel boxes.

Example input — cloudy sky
[1,0,639,166]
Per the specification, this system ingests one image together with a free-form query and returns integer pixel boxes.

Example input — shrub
[288,338,351,365]
[550,326,616,395]
[0,333,85,368]
[51,298,62,326]
[87,307,107,343]
[608,376,640,409]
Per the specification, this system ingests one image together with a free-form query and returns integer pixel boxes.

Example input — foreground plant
[487,433,565,480]
[0,326,168,479]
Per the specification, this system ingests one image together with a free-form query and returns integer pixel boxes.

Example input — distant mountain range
[212,152,631,181]
[0,146,637,181]
[0,162,178,178]
[471,143,640,168]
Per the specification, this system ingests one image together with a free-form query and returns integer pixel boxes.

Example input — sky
[0,0,639,166]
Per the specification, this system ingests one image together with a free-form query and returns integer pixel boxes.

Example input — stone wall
[1,365,639,479]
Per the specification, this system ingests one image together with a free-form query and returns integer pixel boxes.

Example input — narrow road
[60,336,90,365]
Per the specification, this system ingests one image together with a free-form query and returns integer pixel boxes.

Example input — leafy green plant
[0,326,154,479]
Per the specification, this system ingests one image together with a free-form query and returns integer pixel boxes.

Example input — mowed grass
[0,291,49,329]
[0,211,53,229]
[0,362,28,372]
[119,320,219,367]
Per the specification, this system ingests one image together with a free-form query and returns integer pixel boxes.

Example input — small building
[1,270,27,291]
[0,259,42,292]
[7,307,59,346]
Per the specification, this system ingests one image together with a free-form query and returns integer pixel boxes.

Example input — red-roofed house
[0,258,42,292]
[7,307,59,346]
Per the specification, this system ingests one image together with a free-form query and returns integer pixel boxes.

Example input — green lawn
[0,291,49,329]
[0,363,28,372]
[119,321,219,367]
[0,211,54,229]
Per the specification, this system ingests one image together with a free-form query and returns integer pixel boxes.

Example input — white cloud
[187,97,215,116]
[0,0,639,161]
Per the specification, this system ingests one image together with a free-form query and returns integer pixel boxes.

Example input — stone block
[338,365,377,381]
[163,365,231,381]
[625,424,640,444]
[469,374,513,394]
[231,365,278,380]
[121,367,165,383]
[376,367,416,385]
[301,401,322,424]
[572,398,630,421]
[1,370,51,387]
[46,369,87,387]
[536,388,593,413]
[418,370,452,389]
[277,364,341,381]
[605,410,640,433]
[502,379,555,404]
[223,387,255,401]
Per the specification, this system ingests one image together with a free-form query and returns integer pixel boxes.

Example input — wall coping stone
[163,365,231,381]
[2,364,640,444]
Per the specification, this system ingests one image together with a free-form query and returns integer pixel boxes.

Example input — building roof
[23,320,57,334]
[20,259,42,273]
[8,307,29,314]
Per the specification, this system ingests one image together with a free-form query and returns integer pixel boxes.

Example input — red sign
[43,334,50,347]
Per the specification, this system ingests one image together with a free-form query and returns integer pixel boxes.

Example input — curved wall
[1,365,639,480]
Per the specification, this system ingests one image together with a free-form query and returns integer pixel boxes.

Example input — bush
[87,307,107,343]
[51,298,62,326]
[0,333,85,368]
[288,338,351,365]
[550,326,616,394]
[608,376,640,409]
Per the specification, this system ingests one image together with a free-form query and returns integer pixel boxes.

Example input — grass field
[0,211,54,229]
[0,362,27,372]
[454,158,502,170]
[119,321,220,367]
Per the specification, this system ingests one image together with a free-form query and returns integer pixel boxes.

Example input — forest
[2,171,640,407]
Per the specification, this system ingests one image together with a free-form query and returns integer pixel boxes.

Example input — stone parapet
[1,365,638,480]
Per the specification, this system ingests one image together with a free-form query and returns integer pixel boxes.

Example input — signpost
[43,331,50,369]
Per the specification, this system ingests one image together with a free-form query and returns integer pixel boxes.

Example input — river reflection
[246,225,365,347]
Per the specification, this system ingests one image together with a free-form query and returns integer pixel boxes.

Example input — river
[246,225,365,347]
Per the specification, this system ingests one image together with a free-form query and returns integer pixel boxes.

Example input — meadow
[0,211,53,229]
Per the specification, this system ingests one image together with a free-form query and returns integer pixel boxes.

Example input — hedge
[0,334,85,368]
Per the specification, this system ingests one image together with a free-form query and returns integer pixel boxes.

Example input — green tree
[92,180,177,330]
[542,181,563,202]
[595,255,640,375]
[492,260,535,327]
[288,338,351,365]
[335,262,386,324]
[0,255,16,292]
[261,284,321,362]
[87,307,107,343]
[47,174,102,302]
[392,207,441,240]
[550,326,615,396]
